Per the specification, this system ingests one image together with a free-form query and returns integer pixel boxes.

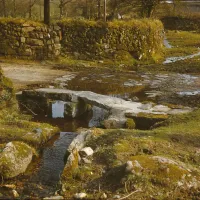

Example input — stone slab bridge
[19,88,193,129]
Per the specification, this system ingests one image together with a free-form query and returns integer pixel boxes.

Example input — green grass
[0,108,59,146]
[61,109,200,199]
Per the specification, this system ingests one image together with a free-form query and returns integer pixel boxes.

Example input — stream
[14,67,200,198]
[14,65,200,198]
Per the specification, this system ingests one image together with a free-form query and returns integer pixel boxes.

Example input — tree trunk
[59,0,63,19]
[13,0,16,17]
[103,0,106,21]
[29,0,32,18]
[2,0,7,17]
[44,0,50,25]
[97,0,101,19]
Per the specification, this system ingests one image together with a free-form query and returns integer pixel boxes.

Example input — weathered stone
[26,38,43,46]
[20,37,26,43]
[22,26,35,32]
[79,147,94,157]
[43,196,64,200]
[74,193,87,199]
[68,130,92,152]
[125,161,134,173]
[113,195,121,199]
[12,190,19,198]
[0,142,33,179]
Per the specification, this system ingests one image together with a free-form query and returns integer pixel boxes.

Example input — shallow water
[163,51,200,64]
[54,70,200,107]
[22,132,77,198]
[15,69,200,198]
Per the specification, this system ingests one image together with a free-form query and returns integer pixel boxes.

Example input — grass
[0,108,59,147]
[61,109,200,199]
[138,30,200,73]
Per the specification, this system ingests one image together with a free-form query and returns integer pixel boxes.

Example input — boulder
[0,141,33,179]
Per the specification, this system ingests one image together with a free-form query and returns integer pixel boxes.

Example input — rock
[152,156,178,165]
[20,37,26,43]
[125,161,134,173]
[2,184,16,189]
[43,196,64,200]
[113,195,121,199]
[104,118,125,129]
[101,193,107,199]
[74,193,87,199]
[0,141,33,178]
[133,160,143,170]
[68,131,92,153]
[12,190,19,198]
[33,128,42,136]
[152,105,171,112]
[79,147,94,157]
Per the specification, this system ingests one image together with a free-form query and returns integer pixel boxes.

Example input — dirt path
[0,61,68,91]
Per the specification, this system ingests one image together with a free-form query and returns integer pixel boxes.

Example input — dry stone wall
[0,18,164,61]
[0,19,61,60]
[58,19,164,60]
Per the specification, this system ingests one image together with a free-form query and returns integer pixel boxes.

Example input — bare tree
[1,0,7,17]
[59,0,73,19]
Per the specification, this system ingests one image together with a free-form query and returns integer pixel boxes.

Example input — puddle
[164,38,172,48]
[178,90,200,96]
[163,51,200,64]
[54,70,200,107]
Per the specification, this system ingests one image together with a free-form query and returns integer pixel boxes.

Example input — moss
[125,118,136,129]
[137,112,168,120]
[58,19,164,61]
[0,17,44,26]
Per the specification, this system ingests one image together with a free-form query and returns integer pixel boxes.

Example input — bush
[58,19,164,60]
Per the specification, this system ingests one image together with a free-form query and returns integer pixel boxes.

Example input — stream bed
[13,68,200,199]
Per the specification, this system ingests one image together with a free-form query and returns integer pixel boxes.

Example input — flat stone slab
[21,88,193,122]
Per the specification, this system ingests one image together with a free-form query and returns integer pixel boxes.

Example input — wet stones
[21,88,194,130]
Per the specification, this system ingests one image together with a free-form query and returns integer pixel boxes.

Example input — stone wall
[0,18,164,61]
[0,19,61,60]
[58,19,164,60]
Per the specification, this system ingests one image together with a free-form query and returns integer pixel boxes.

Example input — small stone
[125,161,133,173]
[43,196,64,200]
[74,193,87,199]
[133,160,142,170]
[113,195,121,199]
[12,190,19,198]
[79,147,94,157]
[101,193,107,199]
[33,128,42,134]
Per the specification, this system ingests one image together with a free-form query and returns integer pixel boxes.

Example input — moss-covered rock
[0,141,33,179]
